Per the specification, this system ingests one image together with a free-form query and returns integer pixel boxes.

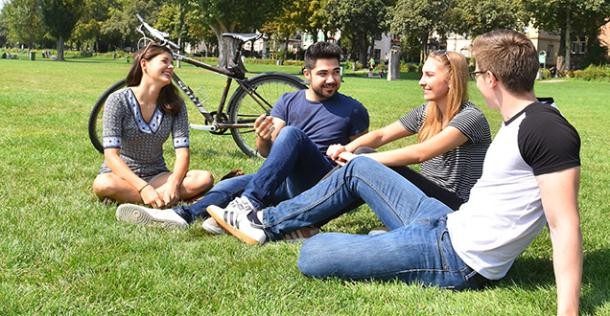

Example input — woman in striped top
[327,50,491,209]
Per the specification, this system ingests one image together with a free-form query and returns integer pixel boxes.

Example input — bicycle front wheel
[88,79,127,153]
[228,73,307,157]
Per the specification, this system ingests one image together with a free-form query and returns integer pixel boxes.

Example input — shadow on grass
[494,248,609,314]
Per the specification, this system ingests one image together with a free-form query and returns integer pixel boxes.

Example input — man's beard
[311,84,337,100]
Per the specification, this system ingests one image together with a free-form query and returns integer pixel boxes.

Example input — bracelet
[138,183,150,193]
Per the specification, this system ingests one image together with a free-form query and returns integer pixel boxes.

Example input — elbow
[411,150,429,164]
[410,154,425,164]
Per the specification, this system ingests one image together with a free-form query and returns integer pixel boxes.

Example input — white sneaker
[116,203,187,230]
[201,217,225,235]
[207,196,266,245]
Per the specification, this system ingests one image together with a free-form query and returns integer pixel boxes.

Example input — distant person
[377,60,386,78]
[367,57,376,78]
[210,30,582,315]
[92,43,214,209]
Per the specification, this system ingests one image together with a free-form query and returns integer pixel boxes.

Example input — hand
[160,185,179,207]
[140,185,165,208]
[254,114,274,141]
[327,144,347,161]
[336,151,357,166]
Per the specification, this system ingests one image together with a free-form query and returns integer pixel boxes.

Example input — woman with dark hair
[92,43,213,209]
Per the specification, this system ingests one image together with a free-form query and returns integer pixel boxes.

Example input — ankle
[247,210,263,225]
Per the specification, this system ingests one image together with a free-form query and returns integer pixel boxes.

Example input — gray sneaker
[116,203,187,230]
[201,216,225,235]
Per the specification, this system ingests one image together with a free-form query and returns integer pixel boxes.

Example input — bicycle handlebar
[136,13,180,50]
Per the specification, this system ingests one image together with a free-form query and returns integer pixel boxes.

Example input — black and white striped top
[399,102,491,201]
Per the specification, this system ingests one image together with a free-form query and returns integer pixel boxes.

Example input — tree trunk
[358,37,368,67]
[176,2,185,68]
[420,32,430,64]
[57,36,64,61]
[564,14,571,70]
[209,22,232,67]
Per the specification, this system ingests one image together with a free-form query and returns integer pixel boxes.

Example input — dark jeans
[174,126,334,223]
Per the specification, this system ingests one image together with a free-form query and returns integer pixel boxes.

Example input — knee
[92,174,115,198]
[297,236,332,278]
[345,155,374,170]
[190,170,214,192]
[276,126,306,143]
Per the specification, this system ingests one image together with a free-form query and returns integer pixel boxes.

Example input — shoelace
[227,197,252,214]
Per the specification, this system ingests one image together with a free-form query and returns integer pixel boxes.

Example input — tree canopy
[525,0,610,68]
[1,0,608,67]
[39,0,83,60]
[326,0,391,65]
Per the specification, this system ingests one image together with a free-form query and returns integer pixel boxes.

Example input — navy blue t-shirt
[271,90,369,155]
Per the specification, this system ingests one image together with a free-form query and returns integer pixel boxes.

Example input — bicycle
[88,14,307,157]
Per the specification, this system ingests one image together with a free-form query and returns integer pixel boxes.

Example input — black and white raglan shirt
[446,102,581,280]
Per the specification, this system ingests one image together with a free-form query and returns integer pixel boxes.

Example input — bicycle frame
[169,54,274,132]
[135,14,275,133]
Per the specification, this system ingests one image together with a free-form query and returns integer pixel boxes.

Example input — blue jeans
[175,126,334,222]
[261,156,483,290]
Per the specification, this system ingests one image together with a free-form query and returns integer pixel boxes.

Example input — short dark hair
[304,42,342,70]
[472,30,539,94]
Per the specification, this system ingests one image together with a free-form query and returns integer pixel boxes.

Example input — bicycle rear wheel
[228,73,307,157]
[88,79,127,153]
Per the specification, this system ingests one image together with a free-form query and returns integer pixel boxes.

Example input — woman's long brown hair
[126,43,182,115]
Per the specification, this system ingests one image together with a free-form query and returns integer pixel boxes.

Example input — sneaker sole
[116,204,187,230]
[207,205,260,245]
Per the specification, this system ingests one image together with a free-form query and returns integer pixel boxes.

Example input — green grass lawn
[1,56,609,315]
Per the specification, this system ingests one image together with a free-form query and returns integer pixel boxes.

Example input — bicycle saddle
[222,33,259,42]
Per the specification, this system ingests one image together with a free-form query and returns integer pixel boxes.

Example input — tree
[0,15,6,47]
[326,0,391,66]
[192,0,287,66]
[524,0,610,69]
[450,0,526,37]
[39,0,84,60]
[390,0,453,62]
[99,0,159,51]
[71,0,115,52]
[261,0,327,61]
[2,0,44,50]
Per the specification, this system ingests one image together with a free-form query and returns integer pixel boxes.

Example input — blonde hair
[418,50,469,142]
